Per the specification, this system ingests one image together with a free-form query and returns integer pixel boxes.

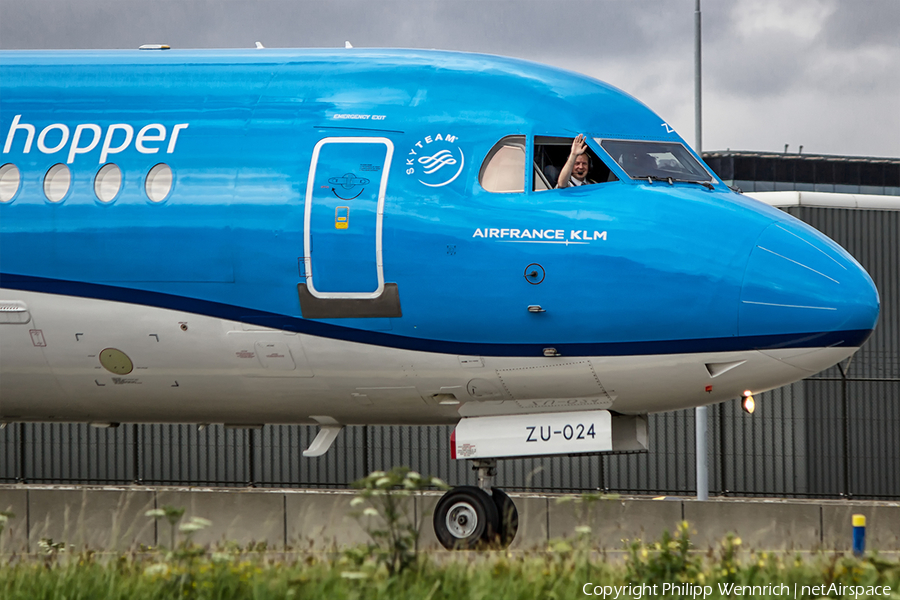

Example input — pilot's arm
[557,134,587,188]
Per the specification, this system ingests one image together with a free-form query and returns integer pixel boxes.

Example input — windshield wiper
[675,178,715,190]
[638,175,714,190]
[637,175,672,184]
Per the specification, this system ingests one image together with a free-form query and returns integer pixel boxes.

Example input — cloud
[730,0,837,41]
[821,0,900,49]
[1,0,897,157]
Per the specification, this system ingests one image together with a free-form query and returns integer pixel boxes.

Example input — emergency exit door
[304,137,393,298]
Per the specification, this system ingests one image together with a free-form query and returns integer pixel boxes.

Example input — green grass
[3,482,898,599]
[3,528,899,600]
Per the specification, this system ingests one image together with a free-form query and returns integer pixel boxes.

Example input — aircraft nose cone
[739,219,879,344]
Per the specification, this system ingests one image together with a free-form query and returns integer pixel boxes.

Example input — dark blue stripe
[1,273,874,357]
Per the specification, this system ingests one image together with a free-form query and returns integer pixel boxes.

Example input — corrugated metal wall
[789,208,899,499]
[1,208,897,498]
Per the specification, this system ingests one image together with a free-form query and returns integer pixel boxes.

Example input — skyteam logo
[406,133,465,188]
[419,150,457,175]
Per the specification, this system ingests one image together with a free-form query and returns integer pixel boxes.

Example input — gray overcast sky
[2,0,898,158]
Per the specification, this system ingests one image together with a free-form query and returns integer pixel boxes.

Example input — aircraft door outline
[303,137,393,299]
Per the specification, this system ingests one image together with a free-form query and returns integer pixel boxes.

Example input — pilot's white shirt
[556,176,593,189]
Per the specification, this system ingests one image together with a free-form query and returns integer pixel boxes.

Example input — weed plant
[347,466,447,575]
[2,482,899,599]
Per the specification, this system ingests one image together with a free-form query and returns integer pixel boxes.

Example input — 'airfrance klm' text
[473,228,608,242]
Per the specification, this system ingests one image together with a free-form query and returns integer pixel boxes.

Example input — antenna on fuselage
[255,42,265,49]
[345,41,353,49]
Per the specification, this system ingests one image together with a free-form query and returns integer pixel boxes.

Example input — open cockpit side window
[479,135,621,193]
[479,136,526,193]
[533,136,616,191]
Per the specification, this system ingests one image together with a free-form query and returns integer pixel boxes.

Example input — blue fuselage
[0,49,879,361]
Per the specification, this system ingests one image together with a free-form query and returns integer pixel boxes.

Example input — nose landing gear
[433,459,519,549]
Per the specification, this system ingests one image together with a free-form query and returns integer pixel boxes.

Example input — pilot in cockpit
[556,134,596,188]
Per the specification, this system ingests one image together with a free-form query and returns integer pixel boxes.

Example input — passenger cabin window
[43,163,71,203]
[145,163,173,202]
[0,164,20,203]
[94,163,122,203]
[599,139,713,182]
[480,136,526,193]
[533,136,616,191]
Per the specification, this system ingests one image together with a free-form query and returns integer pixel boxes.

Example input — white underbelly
[0,289,853,425]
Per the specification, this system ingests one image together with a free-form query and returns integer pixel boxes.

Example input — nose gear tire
[433,486,500,550]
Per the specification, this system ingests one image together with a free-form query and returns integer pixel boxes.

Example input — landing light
[741,390,756,414]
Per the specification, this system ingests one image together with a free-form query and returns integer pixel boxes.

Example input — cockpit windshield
[598,139,713,182]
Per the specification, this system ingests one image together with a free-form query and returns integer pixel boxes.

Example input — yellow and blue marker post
[852,514,866,556]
